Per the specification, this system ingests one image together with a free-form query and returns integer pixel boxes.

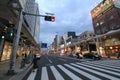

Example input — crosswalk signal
[44,16,55,22]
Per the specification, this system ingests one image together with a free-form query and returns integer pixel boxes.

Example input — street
[23,54,120,80]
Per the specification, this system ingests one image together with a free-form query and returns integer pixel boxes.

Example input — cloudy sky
[36,0,101,45]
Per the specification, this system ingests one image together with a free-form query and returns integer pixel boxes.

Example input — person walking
[32,54,38,72]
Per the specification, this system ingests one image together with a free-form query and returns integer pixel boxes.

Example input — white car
[36,54,41,59]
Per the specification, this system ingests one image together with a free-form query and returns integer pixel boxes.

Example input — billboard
[91,0,114,19]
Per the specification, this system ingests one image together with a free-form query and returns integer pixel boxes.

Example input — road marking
[76,62,120,76]
[50,66,65,80]
[58,65,82,80]
[41,67,49,80]
[64,64,101,80]
[58,58,66,61]
[46,56,52,63]
[27,69,37,80]
[71,63,120,80]
[84,62,120,72]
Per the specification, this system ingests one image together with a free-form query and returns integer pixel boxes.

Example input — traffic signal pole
[7,8,55,75]
[8,9,23,74]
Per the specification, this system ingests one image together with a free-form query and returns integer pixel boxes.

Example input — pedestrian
[32,54,38,72]
[116,52,120,59]
[76,52,80,59]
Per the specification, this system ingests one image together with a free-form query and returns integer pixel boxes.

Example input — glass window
[95,23,99,27]
[109,23,116,29]
[96,30,101,34]
[109,15,114,20]
[100,20,105,25]
[101,27,108,34]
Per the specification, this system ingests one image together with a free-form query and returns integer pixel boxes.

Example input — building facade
[91,0,120,57]
[0,0,40,61]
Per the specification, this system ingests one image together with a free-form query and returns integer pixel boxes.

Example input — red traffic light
[51,16,55,22]
[44,16,55,22]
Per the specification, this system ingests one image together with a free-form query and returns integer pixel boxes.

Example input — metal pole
[8,9,23,74]
[0,40,4,60]
[96,35,100,55]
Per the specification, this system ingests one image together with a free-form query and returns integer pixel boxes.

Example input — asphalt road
[23,54,120,80]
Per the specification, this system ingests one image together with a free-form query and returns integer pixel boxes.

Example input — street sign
[41,43,47,48]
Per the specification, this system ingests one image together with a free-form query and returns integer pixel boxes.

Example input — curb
[9,64,33,80]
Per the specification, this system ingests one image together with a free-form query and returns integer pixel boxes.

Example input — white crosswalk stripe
[27,60,120,80]
[41,67,49,80]
[58,65,82,80]
[83,62,120,72]
[50,66,65,80]
[64,64,102,80]
[76,62,120,76]
[71,63,120,80]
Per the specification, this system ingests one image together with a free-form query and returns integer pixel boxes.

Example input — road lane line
[57,65,82,80]
[58,58,66,61]
[27,69,37,80]
[50,66,65,80]
[41,67,49,80]
[64,64,101,80]
[46,56,52,63]
[71,63,120,80]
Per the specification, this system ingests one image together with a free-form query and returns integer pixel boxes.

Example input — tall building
[64,32,76,40]
[0,0,40,61]
[33,3,40,44]
[24,0,36,37]
[91,0,120,57]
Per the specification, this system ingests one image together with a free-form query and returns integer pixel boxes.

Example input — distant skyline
[36,0,102,45]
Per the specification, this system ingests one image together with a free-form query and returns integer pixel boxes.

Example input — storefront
[1,41,12,61]
[104,35,120,57]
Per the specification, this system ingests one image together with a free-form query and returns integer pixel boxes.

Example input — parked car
[68,53,77,58]
[76,52,83,59]
[83,53,102,60]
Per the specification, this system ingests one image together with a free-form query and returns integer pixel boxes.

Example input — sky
[36,0,102,45]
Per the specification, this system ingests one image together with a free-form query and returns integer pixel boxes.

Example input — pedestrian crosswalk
[27,60,120,80]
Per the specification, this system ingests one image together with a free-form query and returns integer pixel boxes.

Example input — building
[0,0,40,61]
[91,0,120,57]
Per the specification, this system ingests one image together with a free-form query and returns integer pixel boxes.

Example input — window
[101,27,108,34]
[96,30,101,35]
[100,20,105,25]
[95,23,99,27]
[109,23,116,30]
[109,15,114,20]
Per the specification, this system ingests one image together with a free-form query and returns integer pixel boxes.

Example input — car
[68,53,77,58]
[83,53,102,60]
[36,54,41,60]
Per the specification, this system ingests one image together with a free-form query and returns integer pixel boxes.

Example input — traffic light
[44,16,55,22]
[9,28,14,37]
[1,32,5,39]
[10,31,14,37]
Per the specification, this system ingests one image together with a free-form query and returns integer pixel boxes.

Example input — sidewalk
[0,57,32,80]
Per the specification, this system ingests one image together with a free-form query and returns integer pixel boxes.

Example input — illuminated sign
[91,0,114,19]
